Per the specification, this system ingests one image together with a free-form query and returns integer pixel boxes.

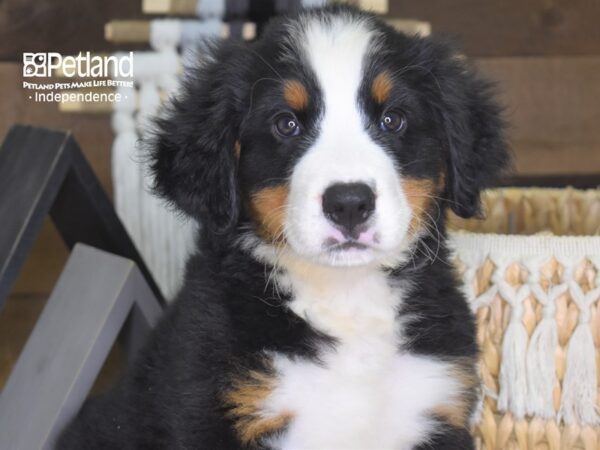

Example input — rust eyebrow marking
[234,141,241,159]
[372,71,393,104]
[283,80,309,110]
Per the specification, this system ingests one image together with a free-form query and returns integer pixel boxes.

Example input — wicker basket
[448,188,600,450]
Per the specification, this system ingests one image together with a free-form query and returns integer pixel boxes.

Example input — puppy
[58,5,509,450]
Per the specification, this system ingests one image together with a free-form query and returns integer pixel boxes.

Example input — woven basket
[447,188,600,450]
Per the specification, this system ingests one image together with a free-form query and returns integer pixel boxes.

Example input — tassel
[456,250,498,424]
[558,256,600,425]
[111,86,144,253]
[133,46,197,300]
[523,256,566,418]
[456,251,485,309]
[494,258,530,419]
[111,25,212,300]
[526,284,567,418]
[524,255,567,418]
[136,73,163,296]
[560,319,600,425]
[149,19,182,52]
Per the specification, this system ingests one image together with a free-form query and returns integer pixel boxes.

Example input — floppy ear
[436,52,511,218]
[148,41,250,232]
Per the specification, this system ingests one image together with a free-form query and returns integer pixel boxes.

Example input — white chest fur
[263,262,461,450]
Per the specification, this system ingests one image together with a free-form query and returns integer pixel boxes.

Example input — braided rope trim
[450,229,600,449]
[450,233,600,260]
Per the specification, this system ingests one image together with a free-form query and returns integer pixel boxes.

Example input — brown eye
[274,114,301,137]
[379,110,407,133]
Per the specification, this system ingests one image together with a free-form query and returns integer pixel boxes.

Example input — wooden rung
[105,18,425,46]
[105,20,256,44]
[143,0,388,16]
[60,101,111,114]
[105,21,151,44]
[346,0,388,14]
[143,0,196,15]
[385,19,431,37]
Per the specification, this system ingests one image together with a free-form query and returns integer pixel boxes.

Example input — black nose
[322,183,375,236]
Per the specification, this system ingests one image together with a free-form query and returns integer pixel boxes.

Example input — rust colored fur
[403,177,437,234]
[371,71,393,104]
[224,369,293,445]
[248,185,290,242]
[283,80,309,111]
[431,358,479,429]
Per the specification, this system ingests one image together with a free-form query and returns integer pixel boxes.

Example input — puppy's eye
[379,110,407,133]
[274,114,301,137]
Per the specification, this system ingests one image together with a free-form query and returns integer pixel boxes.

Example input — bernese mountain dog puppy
[59,5,509,450]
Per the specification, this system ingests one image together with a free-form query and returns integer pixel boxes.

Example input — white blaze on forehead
[282,14,411,267]
[302,15,377,127]
[292,14,389,186]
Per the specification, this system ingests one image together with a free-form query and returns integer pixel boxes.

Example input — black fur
[414,423,476,450]
[150,40,251,232]
[58,5,509,449]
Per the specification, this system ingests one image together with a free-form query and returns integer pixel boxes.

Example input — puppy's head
[150,6,510,268]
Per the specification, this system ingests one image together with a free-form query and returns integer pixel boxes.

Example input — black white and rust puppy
[59,5,510,450]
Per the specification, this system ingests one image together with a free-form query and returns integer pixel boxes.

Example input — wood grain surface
[0,0,146,62]
[476,56,600,175]
[389,0,600,57]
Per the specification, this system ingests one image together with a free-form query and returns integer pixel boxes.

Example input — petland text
[23,52,133,78]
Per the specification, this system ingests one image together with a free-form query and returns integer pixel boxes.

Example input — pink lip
[329,227,346,242]
[325,227,379,249]
[356,228,376,245]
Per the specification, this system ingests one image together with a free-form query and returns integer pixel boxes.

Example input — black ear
[435,49,512,218]
[148,41,250,232]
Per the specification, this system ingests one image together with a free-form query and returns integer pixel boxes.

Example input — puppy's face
[240,16,443,267]
[151,7,509,268]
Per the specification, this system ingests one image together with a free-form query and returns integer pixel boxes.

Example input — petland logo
[23,52,133,78]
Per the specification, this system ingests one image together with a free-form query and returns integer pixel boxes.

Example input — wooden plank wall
[389,0,600,176]
[389,0,600,57]
[476,57,600,175]
[0,0,599,297]
[0,0,146,61]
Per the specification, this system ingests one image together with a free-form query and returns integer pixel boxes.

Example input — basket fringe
[448,190,600,448]
[493,257,530,419]
[526,285,567,419]
[523,255,565,418]
[558,257,600,425]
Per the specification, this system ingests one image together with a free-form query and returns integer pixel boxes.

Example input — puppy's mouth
[312,235,380,267]
[323,238,370,252]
